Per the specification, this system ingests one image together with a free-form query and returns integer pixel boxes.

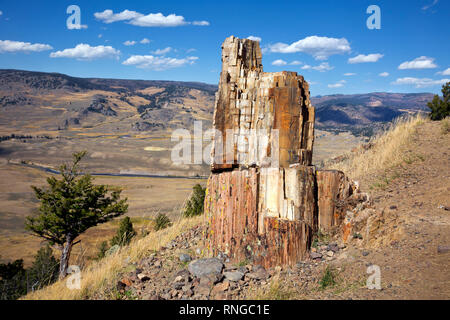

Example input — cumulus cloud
[94,9,141,23]
[122,55,198,71]
[94,9,209,27]
[140,38,151,44]
[391,77,449,88]
[151,47,173,55]
[0,11,3,16]
[436,67,450,76]
[398,56,437,69]
[123,40,136,46]
[379,72,389,77]
[290,60,302,65]
[344,73,356,76]
[422,0,439,10]
[247,36,262,42]
[301,62,334,72]
[272,59,287,66]
[0,40,53,53]
[268,36,351,60]
[328,80,346,88]
[50,44,120,60]
[348,53,384,64]
[192,21,210,26]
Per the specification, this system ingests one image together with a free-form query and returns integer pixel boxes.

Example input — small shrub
[319,266,337,290]
[428,82,449,121]
[183,184,206,218]
[110,217,137,247]
[28,244,59,291]
[96,241,109,260]
[154,213,172,231]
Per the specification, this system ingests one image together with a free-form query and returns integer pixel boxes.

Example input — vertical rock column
[205,36,316,268]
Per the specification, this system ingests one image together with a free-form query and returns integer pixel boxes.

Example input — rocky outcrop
[205,36,366,268]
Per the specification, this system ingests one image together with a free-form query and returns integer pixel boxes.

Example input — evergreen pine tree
[25,151,128,279]
[428,82,450,120]
[110,216,137,247]
[182,184,206,218]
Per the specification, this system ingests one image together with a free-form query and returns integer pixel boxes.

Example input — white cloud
[94,9,141,23]
[247,36,262,42]
[123,55,198,71]
[328,80,346,88]
[398,56,437,69]
[344,73,356,76]
[0,40,53,53]
[98,34,103,39]
[422,0,439,10]
[379,72,389,77]
[151,47,173,55]
[192,21,210,26]
[94,9,208,27]
[123,40,136,46]
[0,11,3,16]
[140,38,151,44]
[290,60,302,65]
[130,13,187,27]
[272,59,287,66]
[301,62,333,72]
[186,48,196,53]
[436,67,450,76]
[348,53,384,64]
[268,36,351,60]
[50,44,120,60]
[391,77,449,88]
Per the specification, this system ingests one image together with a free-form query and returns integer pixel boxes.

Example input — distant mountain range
[311,92,434,135]
[0,69,434,136]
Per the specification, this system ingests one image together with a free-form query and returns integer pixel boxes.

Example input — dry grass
[328,114,426,180]
[22,215,204,300]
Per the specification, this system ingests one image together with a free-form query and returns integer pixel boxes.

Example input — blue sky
[0,0,449,96]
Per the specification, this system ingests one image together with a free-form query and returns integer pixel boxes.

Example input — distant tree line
[0,134,54,142]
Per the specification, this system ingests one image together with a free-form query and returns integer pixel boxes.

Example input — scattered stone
[224,271,244,282]
[246,267,268,280]
[214,281,230,292]
[327,243,339,253]
[362,251,370,257]
[326,251,334,257]
[390,205,398,210]
[120,277,133,287]
[437,245,450,253]
[154,260,161,268]
[188,258,224,278]
[310,252,323,259]
[179,253,192,263]
[137,273,150,282]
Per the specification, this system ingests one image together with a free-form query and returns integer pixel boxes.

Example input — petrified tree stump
[316,170,355,231]
[205,36,358,268]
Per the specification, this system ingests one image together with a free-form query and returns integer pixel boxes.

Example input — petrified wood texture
[211,36,315,170]
[316,170,355,231]
[204,169,313,268]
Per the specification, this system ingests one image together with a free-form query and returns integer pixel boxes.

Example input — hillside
[24,117,450,300]
[311,92,434,135]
